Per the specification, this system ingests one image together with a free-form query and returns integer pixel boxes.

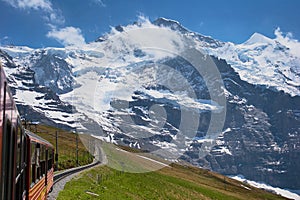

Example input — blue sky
[0,0,300,48]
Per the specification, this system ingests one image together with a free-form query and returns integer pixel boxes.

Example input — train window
[16,127,26,200]
[48,150,53,171]
[40,145,46,161]
[49,150,53,159]
[16,125,22,174]
[40,145,46,176]
[21,132,26,195]
[36,143,41,180]
[21,130,26,168]
[15,125,24,200]
[30,142,36,187]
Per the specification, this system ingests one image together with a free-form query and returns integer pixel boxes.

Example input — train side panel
[0,64,21,199]
[0,64,4,199]
[28,177,47,200]
[1,65,54,200]
[26,131,54,200]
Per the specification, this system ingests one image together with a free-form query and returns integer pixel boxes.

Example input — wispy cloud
[46,8,65,25]
[2,0,65,25]
[274,27,300,57]
[0,36,10,45]
[2,0,52,11]
[2,0,86,47]
[47,27,86,47]
[92,0,106,7]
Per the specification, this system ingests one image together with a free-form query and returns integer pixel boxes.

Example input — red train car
[0,64,55,200]
[26,131,54,200]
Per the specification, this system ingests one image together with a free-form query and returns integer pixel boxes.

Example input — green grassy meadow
[28,124,287,199]
[56,142,287,200]
[57,163,287,200]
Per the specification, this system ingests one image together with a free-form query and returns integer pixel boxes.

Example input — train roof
[25,129,54,148]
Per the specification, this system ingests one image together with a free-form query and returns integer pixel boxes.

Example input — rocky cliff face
[0,48,76,129]
[186,57,300,189]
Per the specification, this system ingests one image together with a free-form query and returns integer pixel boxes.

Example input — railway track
[53,160,101,185]
[53,137,107,185]
[48,143,106,199]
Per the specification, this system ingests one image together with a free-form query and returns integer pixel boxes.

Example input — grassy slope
[27,124,94,170]
[57,142,287,200]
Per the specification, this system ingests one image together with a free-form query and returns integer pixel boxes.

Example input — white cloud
[274,27,300,57]
[2,0,86,47]
[92,0,106,7]
[47,27,86,47]
[2,0,53,11]
[2,0,65,25]
[47,9,65,25]
[0,36,10,45]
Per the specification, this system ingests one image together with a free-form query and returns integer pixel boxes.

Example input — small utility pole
[76,134,79,167]
[55,131,59,170]
[224,175,227,191]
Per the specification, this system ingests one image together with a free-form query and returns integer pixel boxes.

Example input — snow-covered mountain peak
[243,32,275,46]
[152,17,223,48]
[2,19,300,99]
[0,45,34,58]
[154,17,181,25]
[206,28,300,96]
[153,17,188,33]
